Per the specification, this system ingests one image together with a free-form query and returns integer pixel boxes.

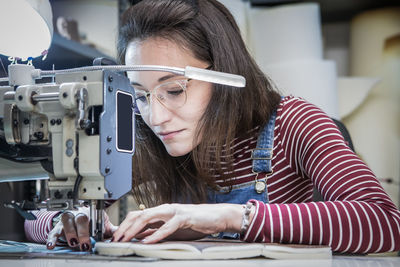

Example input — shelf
[249,0,400,22]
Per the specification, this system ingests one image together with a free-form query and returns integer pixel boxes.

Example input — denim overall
[207,111,277,238]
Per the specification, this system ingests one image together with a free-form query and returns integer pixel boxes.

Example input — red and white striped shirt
[25,96,400,254]
[24,210,59,244]
[221,96,399,253]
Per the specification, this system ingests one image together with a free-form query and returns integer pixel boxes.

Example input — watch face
[255,181,266,193]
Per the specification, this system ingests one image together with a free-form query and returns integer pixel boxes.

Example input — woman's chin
[165,145,192,157]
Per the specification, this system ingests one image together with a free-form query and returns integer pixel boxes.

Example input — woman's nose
[148,97,171,126]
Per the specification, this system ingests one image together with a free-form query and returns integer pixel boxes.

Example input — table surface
[0,255,399,267]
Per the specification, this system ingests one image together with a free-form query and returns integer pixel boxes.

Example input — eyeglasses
[134,79,191,115]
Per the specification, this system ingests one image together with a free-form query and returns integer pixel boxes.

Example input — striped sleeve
[24,210,60,244]
[24,200,114,244]
[243,97,400,253]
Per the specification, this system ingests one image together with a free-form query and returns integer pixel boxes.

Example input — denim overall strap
[252,111,277,174]
[206,111,277,240]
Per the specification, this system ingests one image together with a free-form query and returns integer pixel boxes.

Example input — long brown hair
[118,0,282,206]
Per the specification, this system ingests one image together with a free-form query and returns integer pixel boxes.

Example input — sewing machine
[0,62,245,241]
[0,63,135,240]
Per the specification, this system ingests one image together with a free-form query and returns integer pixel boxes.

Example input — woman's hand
[112,203,245,244]
[46,207,117,251]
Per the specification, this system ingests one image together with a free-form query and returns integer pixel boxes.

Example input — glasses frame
[133,78,191,115]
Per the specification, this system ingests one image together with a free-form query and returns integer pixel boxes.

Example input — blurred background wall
[219,0,400,208]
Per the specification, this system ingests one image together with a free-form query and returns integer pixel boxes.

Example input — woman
[26,0,400,254]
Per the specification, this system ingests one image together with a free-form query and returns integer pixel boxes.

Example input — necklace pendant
[255,180,266,194]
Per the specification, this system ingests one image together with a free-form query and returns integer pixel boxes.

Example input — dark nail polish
[110,237,114,242]
[82,243,90,251]
[117,235,124,242]
[70,238,78,246]
[46,242,53,248]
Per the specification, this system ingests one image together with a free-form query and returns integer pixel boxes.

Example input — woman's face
[125,38,212,157]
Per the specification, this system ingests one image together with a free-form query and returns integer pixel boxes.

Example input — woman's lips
[158,130,184,140]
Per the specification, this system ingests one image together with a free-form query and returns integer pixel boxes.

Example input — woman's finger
[125,220,164,240]
[113,209,153,241]
[46,221,63,249]
[141,216,182,243]
[74,213,91,251]
[104,211,118,238]
[61,212,79,247]
[112,210,141,241]
[113,205,174,242]
[105,223,118,238]
[134,228,158,240]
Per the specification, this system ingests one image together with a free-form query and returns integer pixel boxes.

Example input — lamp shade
[0,0,53,60]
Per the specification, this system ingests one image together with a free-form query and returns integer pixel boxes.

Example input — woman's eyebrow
[158,74,179,83]
[131,81,142,87]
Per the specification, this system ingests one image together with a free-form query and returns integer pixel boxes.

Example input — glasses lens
[133,80,188,115]
[134,90,149,115]
[155,80,187,110]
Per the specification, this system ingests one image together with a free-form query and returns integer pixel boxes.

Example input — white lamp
[0,0,53,60]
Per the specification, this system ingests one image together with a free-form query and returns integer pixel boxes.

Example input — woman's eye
[167,89,184,96]
[135,95,147,103]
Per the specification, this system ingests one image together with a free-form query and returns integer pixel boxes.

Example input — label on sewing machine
[116,91,134,153]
